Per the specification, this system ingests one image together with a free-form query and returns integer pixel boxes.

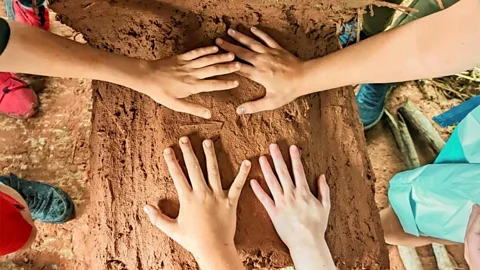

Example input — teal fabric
[388,105,480,243]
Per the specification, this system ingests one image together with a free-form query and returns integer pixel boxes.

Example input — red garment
[0,190,32,256]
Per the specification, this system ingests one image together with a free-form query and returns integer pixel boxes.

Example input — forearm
[299,0,480,96]
[194,244,244,270]
[0,21,145,88]
[289,239,335,270]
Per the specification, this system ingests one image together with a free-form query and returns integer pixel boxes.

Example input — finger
[235,63,258,81]
[203,139,222,194]
[179,136,208,191]
[193,79,239,94]
[259,155,283,200]
[144,205,176,236]
[290,145,308,190]
[228,160,252,201]
[237,96,282,115]
[269,144,295,193]
[164,98,212,119]
[216,38,259,65]
[318,174,331,209]
[194,62,241,79]
[467,205,480,233]
[250,26,281,49]
[163,147,191,197]
[178,46,219,61]
[250,179,276,216]
[227,28,268,53]
[187,53,235,69]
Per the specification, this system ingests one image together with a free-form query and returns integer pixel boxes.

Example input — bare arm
[217,0,480,114]
[0,21,240,118]
[299,0,480,94]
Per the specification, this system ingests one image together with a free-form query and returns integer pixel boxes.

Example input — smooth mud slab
[51,0,389,269]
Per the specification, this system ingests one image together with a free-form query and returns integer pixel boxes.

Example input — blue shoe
[0,174,75,223]
[356,83,396,130]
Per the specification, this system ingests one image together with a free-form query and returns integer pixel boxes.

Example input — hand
[465,204,480,269]
[216,28,305,115]
[134,46,240,119]
[144,137,250,269]
[250,144,335,270]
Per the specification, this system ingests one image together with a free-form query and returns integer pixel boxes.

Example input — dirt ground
[0,2,473,270]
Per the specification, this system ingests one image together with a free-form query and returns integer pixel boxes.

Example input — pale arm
[299,0,480,95]
[0,21,240,118]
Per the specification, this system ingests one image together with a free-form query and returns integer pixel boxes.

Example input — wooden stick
[385,111,421,169]
[373,1,419,13]
[432,243,455,270]
[398,101,456,269]
[385,111,424,270]
[398,100,446,155]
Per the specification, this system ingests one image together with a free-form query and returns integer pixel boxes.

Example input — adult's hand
[216,28,305,115]
[465,204,480,269]
[134,46,240,119]
[144,137,250,270]
[250,144,335,270]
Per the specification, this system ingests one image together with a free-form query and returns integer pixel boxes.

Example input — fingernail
[143,205,151,214]
[228,53,234,59]
[204,140,213,147]
[243,160,251,167]
[234,62,241,69]
[180,137,189,144]
[237,107,245,114]
[164,148,173,155]
[251,26,257,31]
[321,174,326,182]
[213,46,219,51]
[204,110,211,119]
[216,38,223,44]
[229,29,235,35]
[232,81,239,86]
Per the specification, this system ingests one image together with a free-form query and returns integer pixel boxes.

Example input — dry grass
[425,68,480,101]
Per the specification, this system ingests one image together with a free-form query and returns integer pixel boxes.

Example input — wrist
[193,242,243,270]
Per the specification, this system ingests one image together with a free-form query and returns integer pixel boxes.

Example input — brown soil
[0,10,92,270]
[49,0,388,269]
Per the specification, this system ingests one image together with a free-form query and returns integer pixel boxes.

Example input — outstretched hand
[465,204,480,269]
[250,144,335,270]
[136,46,240,119]
[144,137,249,270]
[216,28,305,115]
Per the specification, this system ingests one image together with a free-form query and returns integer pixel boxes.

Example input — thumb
[317,175,331,209]
[144,205,176,236]
[237,96,281,115]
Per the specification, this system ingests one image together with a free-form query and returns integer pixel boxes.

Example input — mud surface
[51,0,388,269]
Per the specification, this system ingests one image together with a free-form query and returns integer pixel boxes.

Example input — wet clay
[51,0,389,269]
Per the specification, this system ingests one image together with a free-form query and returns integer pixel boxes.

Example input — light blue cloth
[388,105,480,243]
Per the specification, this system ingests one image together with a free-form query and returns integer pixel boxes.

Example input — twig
[335,22,343,49]
[398,100,446,155]
[436,0,445,9]
[454,73,480,83]
[428,80,467,101]
[385,111,420,169]
[357,8,363,43]
[71,139,77,165]
[373,1,419,13]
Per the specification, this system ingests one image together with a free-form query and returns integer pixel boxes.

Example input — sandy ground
[0,5,473,270]
[0,9,93,270]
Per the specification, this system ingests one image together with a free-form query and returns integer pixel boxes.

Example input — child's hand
[465,204,480,269]
[250,144,335,270]
[144,137,250,269]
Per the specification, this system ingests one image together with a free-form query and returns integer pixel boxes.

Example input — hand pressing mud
[216,28,305,115]
[250,144,336,270]
[465,204,480,269]
[144,137,249,270]
[136,46,240,119]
